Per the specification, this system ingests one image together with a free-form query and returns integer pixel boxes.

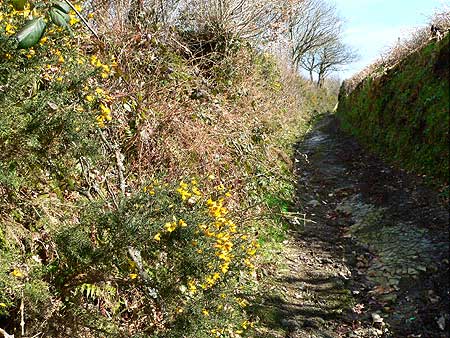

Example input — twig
[30,333,43,338]
[20,290,24,336]
[114,149,126,195]
[0,328,14,338]
[169,35,193,57]
[105,178,119,210]
[98,129,113,152]
[128,246,151,283]
[79,156,94,200]
[285,256,298,264]
[302,213,317,226]
[98,128,126,196]
[63,0,99,39]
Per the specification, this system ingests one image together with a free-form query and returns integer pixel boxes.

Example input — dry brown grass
[66,0,339,216]
[83,16,331,197]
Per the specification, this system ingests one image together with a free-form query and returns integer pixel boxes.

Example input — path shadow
[248,113,449,337]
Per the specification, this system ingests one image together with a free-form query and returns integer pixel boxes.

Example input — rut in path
[252,114,449,338]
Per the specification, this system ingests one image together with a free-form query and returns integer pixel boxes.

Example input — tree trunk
[316,72,323,87]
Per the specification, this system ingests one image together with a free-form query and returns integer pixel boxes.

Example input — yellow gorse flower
[138,178,259,327]
[100,104,111,115]
[164,221,177,233]
[5,23,15,34]
[188,279,197,293]
[11,268,24,278]
[39,36,48,45]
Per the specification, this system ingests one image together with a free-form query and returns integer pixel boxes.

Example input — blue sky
[334,0,447,79]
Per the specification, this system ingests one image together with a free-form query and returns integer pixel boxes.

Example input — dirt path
[252,114,449,338]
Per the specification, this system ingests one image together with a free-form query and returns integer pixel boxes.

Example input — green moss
[337,35,449,184]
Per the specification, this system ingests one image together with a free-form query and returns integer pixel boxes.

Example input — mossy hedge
[337,34,449,184]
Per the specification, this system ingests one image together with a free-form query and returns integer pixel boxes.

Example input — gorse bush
[0,1,118,334]
[52,179,258,336]
[0,1,116,194]
[0,0,336,336]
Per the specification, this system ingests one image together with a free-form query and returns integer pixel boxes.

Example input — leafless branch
[179,0,288,40]
[288,0,340,68]
[0,328,14,338]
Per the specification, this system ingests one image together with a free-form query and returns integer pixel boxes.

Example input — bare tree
[299,39,358,87]
[288,0,340,69]
[298,48,318,83]
[128,0,182,26]
[83,0,182,30]
[179,0,288,40]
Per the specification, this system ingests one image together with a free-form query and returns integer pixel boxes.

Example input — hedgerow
[0,1,336,336]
